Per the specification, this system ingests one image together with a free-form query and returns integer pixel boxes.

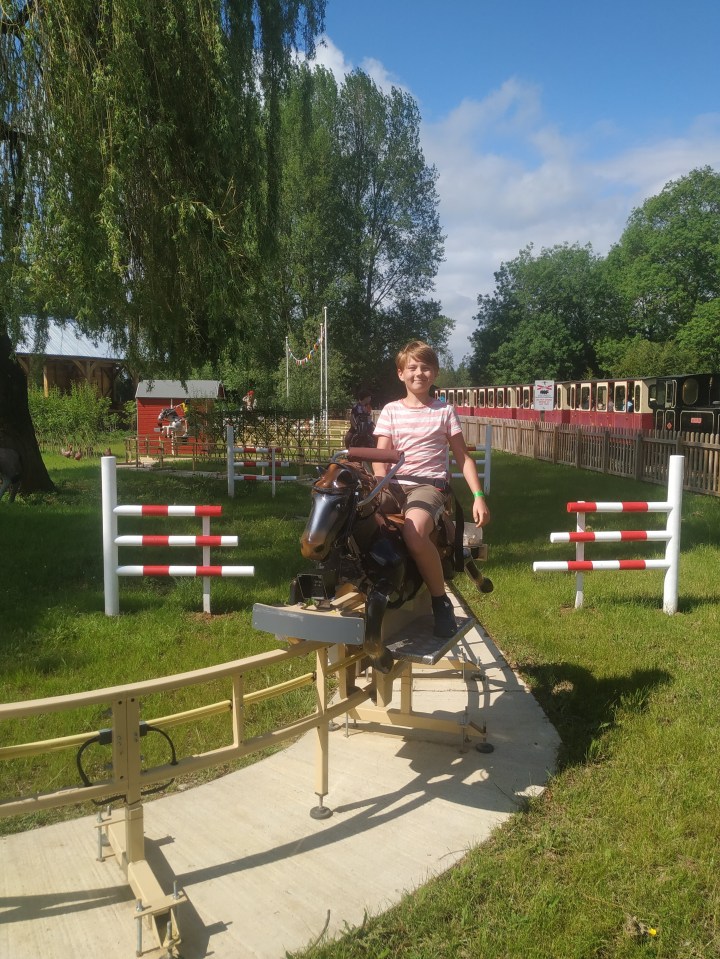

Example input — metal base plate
[386,614,474,665]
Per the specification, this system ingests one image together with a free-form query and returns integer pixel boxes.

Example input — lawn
[2,451,720,957]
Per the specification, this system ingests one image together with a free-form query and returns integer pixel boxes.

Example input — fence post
[101,456,120,616]
[602,430,610,474]
[574,426,582,470]
[634,432,644,482]
[483,424,492,494]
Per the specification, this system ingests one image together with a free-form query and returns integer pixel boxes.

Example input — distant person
[242,389,256,410]
[344,391,376,448]
[626,396,634,414]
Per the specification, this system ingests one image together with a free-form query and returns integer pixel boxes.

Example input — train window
[496,388,505,408]
[569,385,577,410]
[682,378,699,405]
[615,384,626,411]
[711,377,720,407]
[555,386,562,408]
[665,381,676,408]
[487,388,495,408]
[438,390,447,403]
[580,386,591,411]
[523,387,531,409]
[478,389,485,408]
[597,385,607,411]
[634,384,641,411]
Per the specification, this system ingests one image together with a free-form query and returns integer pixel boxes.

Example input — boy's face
[398,355,437,397]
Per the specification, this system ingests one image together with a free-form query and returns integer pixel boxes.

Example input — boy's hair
[396,340,439,373]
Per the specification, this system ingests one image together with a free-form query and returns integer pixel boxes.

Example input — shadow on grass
[520,660,672,770]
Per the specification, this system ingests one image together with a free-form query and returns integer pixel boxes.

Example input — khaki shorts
[401,483,448,521]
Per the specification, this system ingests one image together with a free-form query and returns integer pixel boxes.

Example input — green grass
[3,452,720,957]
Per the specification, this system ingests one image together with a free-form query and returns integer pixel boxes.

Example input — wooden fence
[460,418,720,498]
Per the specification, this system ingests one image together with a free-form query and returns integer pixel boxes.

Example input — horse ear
[335,468,355,487]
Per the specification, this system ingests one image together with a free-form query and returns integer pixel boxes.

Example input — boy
[373,341,490,638]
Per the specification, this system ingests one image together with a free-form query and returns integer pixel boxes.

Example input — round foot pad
[475,742,495,754]
[310,805,333,820]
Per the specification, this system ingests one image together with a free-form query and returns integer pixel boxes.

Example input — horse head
[299,448,403,562]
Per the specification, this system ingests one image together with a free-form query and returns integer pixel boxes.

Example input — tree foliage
[468,167,720,383]
[0,0,325,491]
[272,66,448,403]
[468,243,621,383]
[606,167,720,341]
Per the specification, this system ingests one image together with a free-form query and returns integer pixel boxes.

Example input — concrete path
[0,622,559,959]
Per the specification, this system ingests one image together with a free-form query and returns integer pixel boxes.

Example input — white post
[271,447,276,499]
[575,506,585,609]
[483,424,492,494]
[227,423,235,498]
[663,455,684,614]
[101,456,120,616]
[202,515,211,614]
[323,306,329,439]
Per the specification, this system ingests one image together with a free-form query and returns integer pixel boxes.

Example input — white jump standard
[533,454,684,613]
[101,456,254,615]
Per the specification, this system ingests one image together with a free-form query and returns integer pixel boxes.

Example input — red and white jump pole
[533,455,684,614]
[226,425,298,498]
[101,456,253,616]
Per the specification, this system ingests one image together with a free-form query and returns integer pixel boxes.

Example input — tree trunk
[0,330,55,495]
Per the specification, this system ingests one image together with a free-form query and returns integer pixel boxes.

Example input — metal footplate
[252,602,365,645]
[386,614,475,664]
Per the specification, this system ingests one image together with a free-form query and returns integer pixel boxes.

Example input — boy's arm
[448,432,490,527]
[373,435,393,478]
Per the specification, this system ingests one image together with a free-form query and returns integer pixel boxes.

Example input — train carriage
[439,373,720,434]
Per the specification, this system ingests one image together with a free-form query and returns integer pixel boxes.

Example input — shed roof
[135,380,224,400]
[18,319,124,362]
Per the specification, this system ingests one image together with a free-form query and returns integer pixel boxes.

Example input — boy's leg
[403,492,458,639]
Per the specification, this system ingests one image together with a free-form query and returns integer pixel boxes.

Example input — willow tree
[0,0,324,492]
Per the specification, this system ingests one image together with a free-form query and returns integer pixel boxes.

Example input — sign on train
[534,380,555,411]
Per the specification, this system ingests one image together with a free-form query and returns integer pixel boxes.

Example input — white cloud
[311,38,720,364]
[424,91,720,363]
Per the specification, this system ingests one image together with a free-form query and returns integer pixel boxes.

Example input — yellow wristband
[473,490,485,498]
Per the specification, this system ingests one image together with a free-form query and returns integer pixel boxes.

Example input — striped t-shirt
[374,399,462,481]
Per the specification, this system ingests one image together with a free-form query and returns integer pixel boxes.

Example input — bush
[29,383,121,450]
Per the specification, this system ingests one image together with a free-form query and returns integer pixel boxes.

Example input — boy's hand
[472,497,490,527]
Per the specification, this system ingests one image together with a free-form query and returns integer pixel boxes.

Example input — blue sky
[313,0,720,363]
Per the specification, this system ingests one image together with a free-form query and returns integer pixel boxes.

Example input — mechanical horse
[297,448,492,673]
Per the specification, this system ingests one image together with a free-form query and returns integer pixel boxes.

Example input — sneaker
[432,599,457,638]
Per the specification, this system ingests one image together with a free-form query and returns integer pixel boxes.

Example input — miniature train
[437,373,720,433]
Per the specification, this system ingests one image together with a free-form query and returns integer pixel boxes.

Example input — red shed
[135,379,225,452]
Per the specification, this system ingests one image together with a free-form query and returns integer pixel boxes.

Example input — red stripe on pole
[618,559,650,570]
[566,531,650,542]
[139,535,228,546]
[567,501,650,513]
[196,566,224,575]
[142,565,172,575]
[139,504,223,516]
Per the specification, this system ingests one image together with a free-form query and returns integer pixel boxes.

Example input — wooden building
[16,320,130,408]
